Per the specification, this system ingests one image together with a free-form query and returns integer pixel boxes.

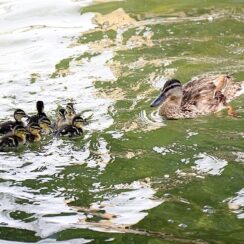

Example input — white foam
[192,153,228,175]
[227,188,244,219]
[153,146,175,155]
[0,0,95,82]
[186,130,198,139]
[90,181,163,226]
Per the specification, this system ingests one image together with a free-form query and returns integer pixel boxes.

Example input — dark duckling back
[0,109,27,134]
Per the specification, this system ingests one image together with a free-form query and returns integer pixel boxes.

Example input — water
[0,0,244,243]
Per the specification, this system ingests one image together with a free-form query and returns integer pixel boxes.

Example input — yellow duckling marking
[39,117,52,134]
[15,131,26,144]
[65,103,76,125]
[29,127,42,142]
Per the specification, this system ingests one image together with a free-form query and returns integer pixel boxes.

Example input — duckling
[55,108,67,129]
[150,74,244,119]
[28,101,47,124]
[65,103,76,124]
[0,125,27,150]
[26,123,42,142]
[0,109,28,134]
[55,115,84,137]
[38,117,52,134]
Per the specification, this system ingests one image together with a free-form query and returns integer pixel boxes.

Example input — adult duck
[150,74,244,119]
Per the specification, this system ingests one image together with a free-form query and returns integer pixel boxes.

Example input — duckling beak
[150,92,166,107]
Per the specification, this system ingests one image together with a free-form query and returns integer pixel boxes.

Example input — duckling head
[151,79,183,108]
[39,117,52,133]
[72,116,85,129]
[58,108,66,119]
[28,123,41,136]
[36,101,44,114]
[14,109,28,122]
[66,103,75,116]
[13,125,27,142]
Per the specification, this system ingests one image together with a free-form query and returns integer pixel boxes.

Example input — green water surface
[1,0,244,243]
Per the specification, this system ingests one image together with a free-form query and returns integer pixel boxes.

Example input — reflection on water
[138,110,165,130]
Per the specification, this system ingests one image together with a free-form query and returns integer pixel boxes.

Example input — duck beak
[150,92,166,107]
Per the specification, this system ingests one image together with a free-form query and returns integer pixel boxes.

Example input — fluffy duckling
[151,74,244,119]
[28,101,47,124]
[55,108,67,129]
[0,125,27,149]
[55,115,84,137]
[65,103,76,124]
[38,117,52,134]
[26,123,42,142]
[0,109,28,134]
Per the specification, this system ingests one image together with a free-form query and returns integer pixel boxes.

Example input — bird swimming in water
[28,101,47,124]
[55,108,67,129]
[54,115,84,137]
[26,123,42,142]
[0,109,28,134]
[65,103,76,125]
[38,117,52,134]
[0,125,27,150]
[150,74,244,119]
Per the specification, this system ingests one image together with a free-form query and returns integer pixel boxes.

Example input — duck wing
[183,76,215,103]
[0,120,16,134]
[182,75,231,113]
[0,135,19,149]
[55,125,82,137]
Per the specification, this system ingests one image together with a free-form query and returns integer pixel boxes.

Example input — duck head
[58,108,66,119]
[14,109,29,122]
[39,117,52,133]
[13,125,27,142]
[72,115,85,129]
[151,79,183,108]
[36,101,44,114]
[28,123,42,136]
[66,103,75,116]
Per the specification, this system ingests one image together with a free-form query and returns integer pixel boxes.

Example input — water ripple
[139,109,166,129]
